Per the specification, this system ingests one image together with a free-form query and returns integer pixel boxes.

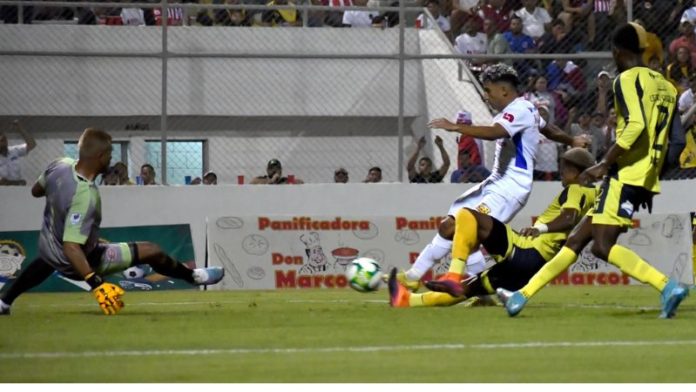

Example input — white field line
[25,298,665,311]
[2,340,696,360]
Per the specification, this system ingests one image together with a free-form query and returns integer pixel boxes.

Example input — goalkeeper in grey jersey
[0,128,224,316]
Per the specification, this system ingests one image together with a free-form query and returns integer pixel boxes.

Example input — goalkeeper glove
[87,273,125,315]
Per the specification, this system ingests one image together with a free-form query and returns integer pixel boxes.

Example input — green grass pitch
[0,286,694,382]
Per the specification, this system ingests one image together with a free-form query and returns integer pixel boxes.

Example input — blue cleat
[193,267,225,286]
[496,288,527,317]
[659,279,689,319]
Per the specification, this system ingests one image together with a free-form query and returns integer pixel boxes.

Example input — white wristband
[533,223,549,233]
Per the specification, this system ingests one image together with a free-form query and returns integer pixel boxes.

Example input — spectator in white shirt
[416,0,451,38]
[120,5,146,26]
[455,17,487,69]
[514,0,552,40]
[342,0,378,27]
[678,74,696,114]
[0,120,37,186]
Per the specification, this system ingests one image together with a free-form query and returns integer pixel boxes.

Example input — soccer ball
[123,266,146,279]
[345,257,382,293]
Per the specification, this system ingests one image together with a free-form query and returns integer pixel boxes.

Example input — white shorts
[447,182,525,223]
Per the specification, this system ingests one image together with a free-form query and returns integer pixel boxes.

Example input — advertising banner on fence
[0,224,197,292]
[207,213,694,290]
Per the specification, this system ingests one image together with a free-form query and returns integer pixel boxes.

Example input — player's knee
[137,242,164,262]
[438,216,455,239]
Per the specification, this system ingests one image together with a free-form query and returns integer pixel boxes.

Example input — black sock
[1,258,55,305]
[148,255,195,284]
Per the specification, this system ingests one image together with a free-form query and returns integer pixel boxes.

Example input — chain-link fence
[1,0,695,186]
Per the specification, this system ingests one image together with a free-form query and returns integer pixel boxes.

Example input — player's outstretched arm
[64,242,124,315]
[519,208,579,237]
[541,122,590,148]
[579,143,627,183]
[428,119,508,140]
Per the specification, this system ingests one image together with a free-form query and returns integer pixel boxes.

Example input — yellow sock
[607,245,668,291]
[452,209,478,260]
[447,209,478,274]
[520,246,578,299]
[481,271,495,294]
[448,258,467,275]
[409,291,463,307]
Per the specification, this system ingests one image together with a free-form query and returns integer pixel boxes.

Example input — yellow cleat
[382,270,421,292]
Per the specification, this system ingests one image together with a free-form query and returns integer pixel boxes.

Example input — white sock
[466,250,486,275]
[0,299,10,310]
[192,268,209,285]
[405,234,452,281]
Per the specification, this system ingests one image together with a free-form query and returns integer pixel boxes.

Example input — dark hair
[141,163,155,172]
[368,166,382,173]
[611,23,642,55]
[419,157,433,165]
[479,63,520,88]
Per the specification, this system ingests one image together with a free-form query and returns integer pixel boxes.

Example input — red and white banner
[207,213,693,290]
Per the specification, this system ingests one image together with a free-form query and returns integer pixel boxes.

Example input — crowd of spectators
[3,1,696,182]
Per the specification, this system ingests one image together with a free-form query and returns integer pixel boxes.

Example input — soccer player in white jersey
[397,63,589,292]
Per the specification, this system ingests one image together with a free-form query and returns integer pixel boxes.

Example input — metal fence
[1,0,695,186]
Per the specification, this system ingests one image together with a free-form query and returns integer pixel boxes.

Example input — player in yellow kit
[388,148,596,308]
[497,22,689,319]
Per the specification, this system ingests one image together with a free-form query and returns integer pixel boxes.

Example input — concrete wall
[2,181,695,267]
[0,25,494,185]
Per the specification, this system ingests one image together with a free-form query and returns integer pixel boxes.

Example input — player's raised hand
[93,282,125,315]
[434,135,444,147]
[428,118,459,131]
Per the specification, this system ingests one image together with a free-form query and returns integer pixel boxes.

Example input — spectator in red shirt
[477,0,512,33]
[669,20,696,67]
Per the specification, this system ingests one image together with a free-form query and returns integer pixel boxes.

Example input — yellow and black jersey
[531,183,597,260]
[487,184,596,264]
[612,66,678,193]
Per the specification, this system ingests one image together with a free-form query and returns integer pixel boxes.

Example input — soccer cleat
[659,279,689,319]
[192,267,225,285]
[424,272,465,297]
[388,268,411,308]
[381,270,421,292]
[496,288,527,317]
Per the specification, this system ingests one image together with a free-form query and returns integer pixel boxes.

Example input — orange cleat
[424,272,466,297]
[388,268,411,307]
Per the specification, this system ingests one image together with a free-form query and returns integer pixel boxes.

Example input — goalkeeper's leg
[0,258,55,314]
[134,242,224,285]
